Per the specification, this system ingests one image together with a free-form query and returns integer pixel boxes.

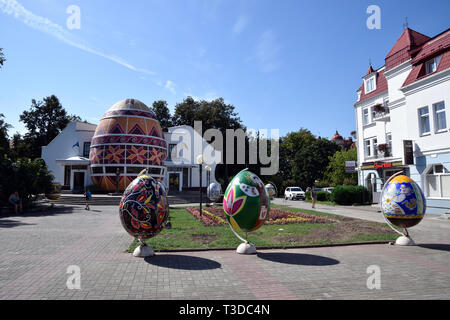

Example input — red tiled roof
[403,50,450,87]
[402,29,450,87]
[356,69,388,103]
[356,28,450,99]
[412,29,450,64]
[385,28,430,71]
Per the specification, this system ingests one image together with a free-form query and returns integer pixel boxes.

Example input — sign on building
[345,161,356,173]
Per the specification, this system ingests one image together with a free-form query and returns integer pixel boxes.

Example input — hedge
[330,185,370,205]
[306,190,331,202]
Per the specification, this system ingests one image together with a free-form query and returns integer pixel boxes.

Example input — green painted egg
[222,170,270,232]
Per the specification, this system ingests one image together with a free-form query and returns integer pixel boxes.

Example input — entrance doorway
[169,172,181,192]
[73,172,85,192]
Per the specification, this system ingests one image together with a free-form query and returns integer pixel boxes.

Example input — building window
[83,142,91,157]
[167,144,177,161]
[425,55,442,74]
[386,133,392,156]
[433,101,447,132]
[365,139,371,157]
[363,108,369,125]
[364,137,378,158]
[373,138,378,157]
[365,77,375,93]
[418,106,430,135]
[371,106,376,121]
[426,164,450,198]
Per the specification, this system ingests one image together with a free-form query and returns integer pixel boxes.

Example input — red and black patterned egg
[89,98,167,192]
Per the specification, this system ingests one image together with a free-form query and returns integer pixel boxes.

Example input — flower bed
[186,207,335,226]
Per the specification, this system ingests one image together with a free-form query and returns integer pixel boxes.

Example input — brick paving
[0,202,449,300]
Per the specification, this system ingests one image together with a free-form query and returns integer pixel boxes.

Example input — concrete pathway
[0,203,449,300]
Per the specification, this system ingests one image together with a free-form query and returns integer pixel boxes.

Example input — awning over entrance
[55,156,90,166]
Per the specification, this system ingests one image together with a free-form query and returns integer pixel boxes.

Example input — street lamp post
[205,165,211,206]
[196,155,205,216]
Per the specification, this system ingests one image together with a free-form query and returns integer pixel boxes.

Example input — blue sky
[1,0,449,139]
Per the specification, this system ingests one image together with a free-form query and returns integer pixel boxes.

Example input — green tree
[271,129,340,191]
[0,157,53,208]
[152,100,173,132]
[323,147,358,186]
[172,97,244,185]
[172,97,243,131]
[19,95,81,159]
[10,132,31,160]
[0,114,11,156]
[0,48,5,69]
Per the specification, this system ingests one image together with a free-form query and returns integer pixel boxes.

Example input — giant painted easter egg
[381,175,426,228]
[207,182,222,202]
[89,98,167,192]
[223,170,270,232]
[265,183,277,200]
[119,174,169,240]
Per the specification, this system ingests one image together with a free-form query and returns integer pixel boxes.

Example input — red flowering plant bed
[186,207,335,226]
[266,208,335,225]
[186,207,226,226]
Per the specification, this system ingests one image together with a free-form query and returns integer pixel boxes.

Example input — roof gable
[385,28,430,70]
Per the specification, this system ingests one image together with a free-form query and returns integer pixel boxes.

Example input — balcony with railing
[377,143,392,158]
[373,104,390,122]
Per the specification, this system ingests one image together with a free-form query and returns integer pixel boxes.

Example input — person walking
[311,186,317,209]
[84,189,92,210]
[9,191,23,214]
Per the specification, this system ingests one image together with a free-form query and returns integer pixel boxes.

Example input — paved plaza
[0,201,449,300]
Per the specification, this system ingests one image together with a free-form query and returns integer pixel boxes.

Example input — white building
[354,27,450,214]
[42,122,219,193]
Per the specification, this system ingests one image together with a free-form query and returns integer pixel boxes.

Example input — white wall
[41,122,96,185]
[403,72,450,157]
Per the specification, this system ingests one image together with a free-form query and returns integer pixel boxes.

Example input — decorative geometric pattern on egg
[89,99,168,192]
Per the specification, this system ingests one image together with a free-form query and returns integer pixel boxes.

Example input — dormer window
[425,55,442,74]
[365,76,376,93]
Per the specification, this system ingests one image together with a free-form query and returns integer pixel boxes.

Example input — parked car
[322,187,334,193]
[284,187,306,200]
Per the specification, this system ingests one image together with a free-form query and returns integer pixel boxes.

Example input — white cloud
[184,91,221,102]
[164,80,176,94]
[256,30,281,72]
[0,0,156,75]
[232,15,248,35]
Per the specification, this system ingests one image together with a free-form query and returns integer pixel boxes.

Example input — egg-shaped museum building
[89,98,168,192]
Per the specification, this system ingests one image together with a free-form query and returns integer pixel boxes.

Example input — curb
[131,240,392,254]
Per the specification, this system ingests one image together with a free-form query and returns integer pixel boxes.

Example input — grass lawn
[304,199,336,206]
[129,205,398,252]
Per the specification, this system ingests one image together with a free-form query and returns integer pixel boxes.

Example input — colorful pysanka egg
[89,98,168,192]
[207,182,222,202]
[381,175,426,228]
[223,170,270,232]
[45,182,62,200]
[265,183,277,200]
[119,174,169,240]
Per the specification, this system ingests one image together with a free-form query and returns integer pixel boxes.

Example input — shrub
[0,156,54,208]
[317,190,330,201]
[305,191,311,201]
[330,185,370,205]
[305,190,330,201]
